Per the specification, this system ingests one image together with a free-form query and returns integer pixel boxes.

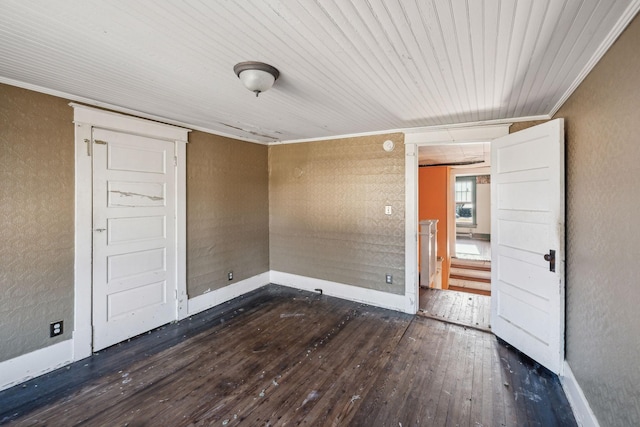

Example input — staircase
[449,258,491,296]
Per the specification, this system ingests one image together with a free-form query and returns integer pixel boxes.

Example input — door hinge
[174,156,178,167]
[85,139,106,156]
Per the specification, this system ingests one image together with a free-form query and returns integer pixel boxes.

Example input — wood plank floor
[455,237,491,261]
[419,287,492,331]
[0,285,576,426]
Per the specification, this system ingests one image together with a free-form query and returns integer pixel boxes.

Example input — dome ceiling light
[233,61,280,97]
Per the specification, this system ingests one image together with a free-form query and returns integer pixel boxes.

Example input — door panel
[107,144,167,173]
[92,128,177,351]
[491,119,564,374]
[107,181,166,207]
[108,281,167,320]
[107,248,166,282]
[108,216,166,244]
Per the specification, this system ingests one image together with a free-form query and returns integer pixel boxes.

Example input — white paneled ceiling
[0,1,637,143]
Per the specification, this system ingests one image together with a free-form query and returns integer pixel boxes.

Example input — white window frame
[455,176,477,228]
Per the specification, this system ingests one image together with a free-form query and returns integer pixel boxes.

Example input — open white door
[490,119,565,374]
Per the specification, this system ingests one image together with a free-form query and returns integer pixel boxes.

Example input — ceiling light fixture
[233,61,280,97]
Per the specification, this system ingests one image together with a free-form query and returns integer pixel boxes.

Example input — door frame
[71,104,190,359]
[404,124,510,313]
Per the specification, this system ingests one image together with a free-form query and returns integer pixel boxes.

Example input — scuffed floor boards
[0,285,576,426]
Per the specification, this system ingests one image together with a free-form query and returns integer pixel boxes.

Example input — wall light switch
[385,205,392,215]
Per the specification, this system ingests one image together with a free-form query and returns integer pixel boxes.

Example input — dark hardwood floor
[0,285,576,426]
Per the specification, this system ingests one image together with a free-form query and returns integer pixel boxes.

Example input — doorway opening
[407,120,564,374]
[417,142,492,324]
[450,172,492,296]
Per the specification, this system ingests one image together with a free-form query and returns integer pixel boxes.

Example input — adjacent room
[1,1,639,426]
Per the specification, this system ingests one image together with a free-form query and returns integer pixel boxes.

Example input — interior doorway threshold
[418,287,491,332]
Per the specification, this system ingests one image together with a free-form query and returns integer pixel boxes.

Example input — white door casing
[72,104,189,360]
[92,128,177,351]
[490,119,565,374]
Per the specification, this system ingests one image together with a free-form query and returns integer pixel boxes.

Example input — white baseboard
[270,271,411,313]
[72,325,93,361]
[0,340,73,392]
[561,361,600,427]
[187,272,270,316]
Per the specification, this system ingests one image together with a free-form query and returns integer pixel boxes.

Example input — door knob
[544,250,556,272]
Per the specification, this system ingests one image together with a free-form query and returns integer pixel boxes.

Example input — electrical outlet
[385,274,393,284]
[50,321,63,337]
[228,271,233,281]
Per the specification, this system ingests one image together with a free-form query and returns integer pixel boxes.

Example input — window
[455,176,476,227]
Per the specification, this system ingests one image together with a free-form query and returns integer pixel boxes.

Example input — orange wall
[418,166,450,289]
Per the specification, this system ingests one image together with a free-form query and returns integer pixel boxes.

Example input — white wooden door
[490,119,565,374]
[92,128,177,351]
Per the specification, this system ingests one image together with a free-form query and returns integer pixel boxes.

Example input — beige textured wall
[269,133,405,294]
[509,120,547,134]
[554,16,640,427]
[0,84,74,362]
[187,132,269,295]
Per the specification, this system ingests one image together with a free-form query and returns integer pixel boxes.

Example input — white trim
[404,123,511,145]
[72,104,190,358]
[404,143,419,314]
[274,118,535,146]
[176,141,189,320]
[270,271,412,314]
[549,0,640,118]
[3,76,545,146]
[0,340,73,392]
[187,272,270,316]
[269,128,411,145]
[70,103,190,141]
[73,121,94,361]
[0,77,252,142]
[561,361,601,427]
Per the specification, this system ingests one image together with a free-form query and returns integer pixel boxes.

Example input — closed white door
[92,128,177,351]
[490,119,565,374]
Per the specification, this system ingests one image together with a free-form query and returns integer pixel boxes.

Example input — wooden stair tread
[449,277,492,291]
[450,267,491,280]
[451,258,491,268]
[450,275,491,284]
[450,263,491,272]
